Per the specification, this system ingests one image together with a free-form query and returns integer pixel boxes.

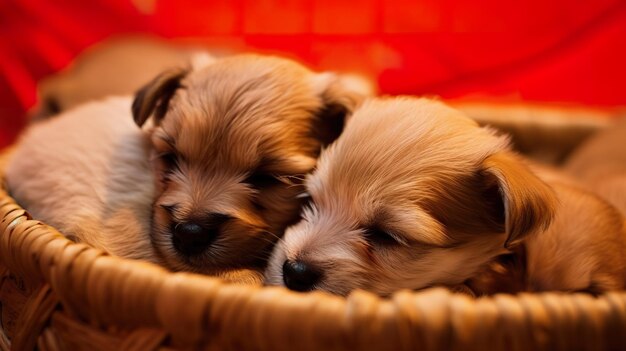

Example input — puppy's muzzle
[282,260,322,292]
[172,213,231,255]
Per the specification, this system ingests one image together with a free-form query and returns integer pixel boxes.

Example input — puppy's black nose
[282,260,322,292]
[172,214,232,255]
[173,222,218,255]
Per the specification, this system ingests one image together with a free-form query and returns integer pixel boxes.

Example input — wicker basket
[1,146,626,351]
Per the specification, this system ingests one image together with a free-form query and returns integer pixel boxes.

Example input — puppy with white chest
[128,54,371,273]
[265,97,626,296]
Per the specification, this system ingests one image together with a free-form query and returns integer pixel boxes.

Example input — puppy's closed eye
[158,152,178,169]
[160,203,179,215]
[244,172,283,190]
[154,152,180,185]
[363,226,403,247]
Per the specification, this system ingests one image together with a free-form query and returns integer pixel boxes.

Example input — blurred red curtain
[1,0,625,147]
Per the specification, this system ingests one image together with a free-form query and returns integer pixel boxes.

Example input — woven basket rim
[2,147,626,349]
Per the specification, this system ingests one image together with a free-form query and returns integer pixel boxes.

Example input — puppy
[265,97,626,296]
[5,97,158,262]
[129,53,371,273]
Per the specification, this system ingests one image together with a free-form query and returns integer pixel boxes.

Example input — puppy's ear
[310,73,374,146]
[132,67,188,127]
[480,152,556,249]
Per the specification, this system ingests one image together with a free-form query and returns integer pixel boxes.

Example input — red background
[1,0,626,148]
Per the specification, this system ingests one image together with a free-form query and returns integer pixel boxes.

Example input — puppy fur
[5,97,159,262]
[564,117,626,216]
[266,97,626,296]
[131,54,371,274]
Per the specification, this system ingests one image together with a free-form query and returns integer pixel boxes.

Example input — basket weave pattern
[1,150,626,351]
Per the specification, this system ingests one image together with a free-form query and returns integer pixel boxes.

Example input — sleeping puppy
[125,53,371,273]
[265,97,626,296]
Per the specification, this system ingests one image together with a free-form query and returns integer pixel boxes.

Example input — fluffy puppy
[5,97,158,262]
[467,162,626,295]
[131,54,371,273]
[265,97,626,296]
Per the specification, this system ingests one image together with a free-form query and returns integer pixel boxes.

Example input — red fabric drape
[1,0,625,148]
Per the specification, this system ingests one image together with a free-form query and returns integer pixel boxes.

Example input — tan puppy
[265,97,626,296]
[564,117,626,216]
[130,54,371,273]
[468,162,626,295]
